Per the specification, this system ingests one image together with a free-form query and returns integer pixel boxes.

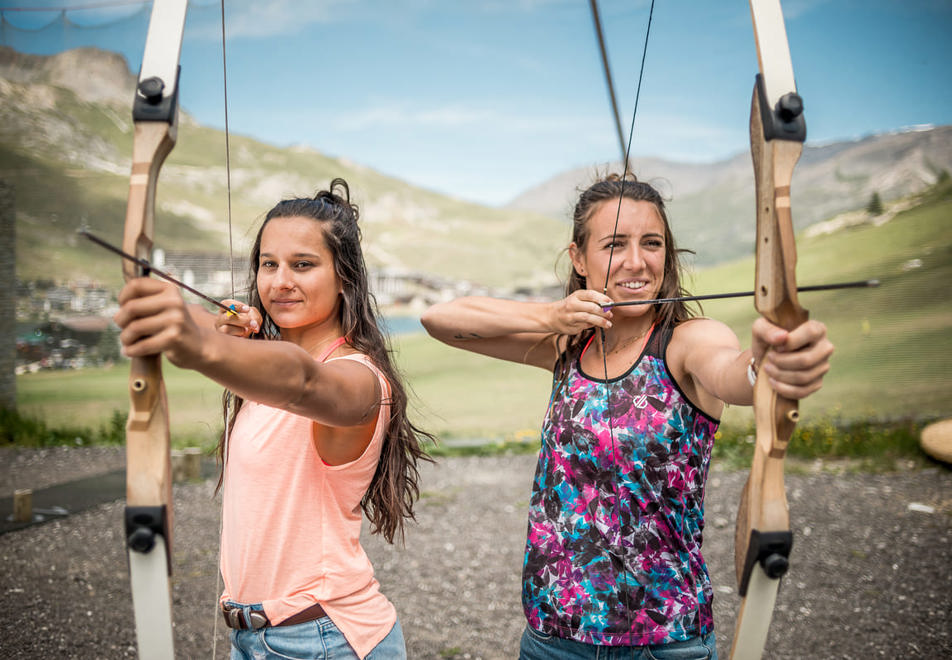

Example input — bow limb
[730,1,807,658]
[122,2,187,658]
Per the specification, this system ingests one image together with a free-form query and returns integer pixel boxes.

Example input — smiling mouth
[617,281,648,292]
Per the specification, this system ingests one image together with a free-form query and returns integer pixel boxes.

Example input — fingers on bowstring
[216,303,261,337]
[575,290,613,328]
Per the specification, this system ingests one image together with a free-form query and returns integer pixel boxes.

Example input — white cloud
[187,0,357,40]
[333,103,492,130]
[331,99,609,137]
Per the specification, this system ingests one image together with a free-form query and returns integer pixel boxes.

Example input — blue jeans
[519,625,717,660]
[228,603,405,660]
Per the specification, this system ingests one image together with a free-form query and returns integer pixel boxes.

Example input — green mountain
[4,44,950,299]
[508,130,952,267]
[0,46,567,292]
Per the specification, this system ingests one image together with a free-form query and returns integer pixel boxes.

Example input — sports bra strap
[316,337,347,363]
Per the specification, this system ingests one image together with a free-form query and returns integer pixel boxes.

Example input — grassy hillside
[15,180,952,450]
[1,76,568,292]
[400,179,952,441]
[692,178,952,426]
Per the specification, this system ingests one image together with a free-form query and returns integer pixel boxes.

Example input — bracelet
[747,356,757,387]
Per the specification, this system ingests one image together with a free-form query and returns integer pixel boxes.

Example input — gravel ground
[1,447,950,659]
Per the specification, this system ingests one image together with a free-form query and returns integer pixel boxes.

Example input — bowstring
[211,0,235,655]
[589,0,630,175]
[593,0,655,649]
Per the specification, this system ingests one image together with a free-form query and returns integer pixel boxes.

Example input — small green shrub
[712,416,932,471]
[0,406,125,448]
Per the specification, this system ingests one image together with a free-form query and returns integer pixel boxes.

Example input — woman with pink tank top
[115,178,432,659]
[422,174,834,659]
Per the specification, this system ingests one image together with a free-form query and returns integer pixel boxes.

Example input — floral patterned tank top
[522,323,719,646]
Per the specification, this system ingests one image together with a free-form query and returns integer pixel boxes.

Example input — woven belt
[221,602,327,630]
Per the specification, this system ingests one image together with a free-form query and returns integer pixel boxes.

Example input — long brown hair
[555,172,697,379]
[218,178,433,543]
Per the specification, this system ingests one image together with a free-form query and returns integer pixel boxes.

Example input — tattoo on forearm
[452,332,483,341]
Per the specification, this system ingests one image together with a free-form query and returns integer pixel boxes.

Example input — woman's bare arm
[115,279,380,427]
[421,291,613,370]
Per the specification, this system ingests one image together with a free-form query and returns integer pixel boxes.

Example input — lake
[381,315,424,336]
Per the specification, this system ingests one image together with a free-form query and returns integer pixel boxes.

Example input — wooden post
[171,447,202,482]
[13,489,31,523]
[183,447,202,481]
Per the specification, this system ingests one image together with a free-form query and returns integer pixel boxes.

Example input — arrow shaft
[603,279,877,309]
[81,229,236,315]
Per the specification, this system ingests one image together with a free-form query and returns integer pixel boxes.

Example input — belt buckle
[223,607,241,629]
[248,611,269,630]
[223,606,269,630]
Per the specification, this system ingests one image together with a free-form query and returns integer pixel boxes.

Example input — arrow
[601,279,878,309]
[80,228,237,316]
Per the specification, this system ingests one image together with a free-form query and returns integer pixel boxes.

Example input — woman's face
[570,198,666,312]
[256,215,342,342]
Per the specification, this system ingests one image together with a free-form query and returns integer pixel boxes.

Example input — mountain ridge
[2,46,950,286]
[0,46,568,292]
[506,125,952,266]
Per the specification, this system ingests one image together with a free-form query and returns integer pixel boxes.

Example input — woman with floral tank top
[422,174,834,659]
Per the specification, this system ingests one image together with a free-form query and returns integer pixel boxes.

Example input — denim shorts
[227,602,405,660]
[519,625,718,660]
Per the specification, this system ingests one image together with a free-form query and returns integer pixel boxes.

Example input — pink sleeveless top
[220,338,395,658]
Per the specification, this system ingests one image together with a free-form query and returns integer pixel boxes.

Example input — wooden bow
[122,1,187,658]
[730,1,808,657]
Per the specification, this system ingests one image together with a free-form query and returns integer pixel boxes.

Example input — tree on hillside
[866,191,884,216]
[97,326,121,365]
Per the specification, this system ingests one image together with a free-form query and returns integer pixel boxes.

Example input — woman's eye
[294,261,314,269]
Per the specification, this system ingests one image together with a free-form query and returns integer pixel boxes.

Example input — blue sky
[3,0,951,205]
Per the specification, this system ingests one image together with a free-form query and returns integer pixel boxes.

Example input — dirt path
[1,448,950,658]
